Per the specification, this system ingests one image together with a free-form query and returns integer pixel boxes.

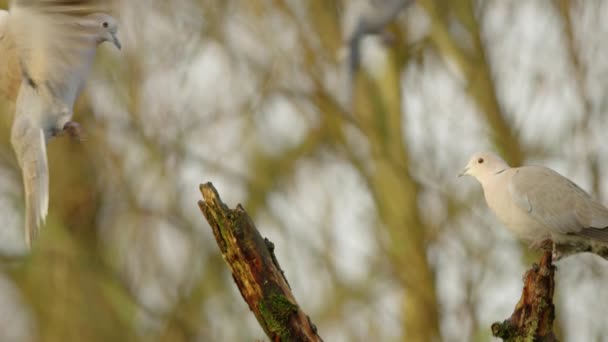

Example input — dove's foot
[539,239,554,252]
[63,121,85,142]
[528,239,554,251]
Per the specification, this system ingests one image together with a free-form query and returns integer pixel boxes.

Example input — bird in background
[0,0,121,248]
[344,0,415,110]
[460,152,608,260]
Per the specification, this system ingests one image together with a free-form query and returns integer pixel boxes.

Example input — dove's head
[459,152,510,181]
[87,13,121,50]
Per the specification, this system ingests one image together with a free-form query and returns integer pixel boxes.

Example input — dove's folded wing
[508,166,593,235]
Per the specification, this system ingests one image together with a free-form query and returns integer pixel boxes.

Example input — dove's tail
[576,226,608,243]
[553,238,608,261]
[11,124,49,248]
[578,229,608,260]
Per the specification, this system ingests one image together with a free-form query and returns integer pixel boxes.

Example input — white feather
[38,128,48,224]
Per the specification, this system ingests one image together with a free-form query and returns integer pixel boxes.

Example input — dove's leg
[62,121,85,141]
[528,239,553,251]
[539,239,554,252]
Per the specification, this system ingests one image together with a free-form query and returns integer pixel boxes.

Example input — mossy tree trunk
[198,182,322,342]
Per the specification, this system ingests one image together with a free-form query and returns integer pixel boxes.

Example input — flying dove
[0,0,121,248]
[460,152,608,260]
[347,0,414,73]
[344,0,414,111]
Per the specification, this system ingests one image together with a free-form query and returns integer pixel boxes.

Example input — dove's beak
[111,33,122,50]
[458,167,470,178]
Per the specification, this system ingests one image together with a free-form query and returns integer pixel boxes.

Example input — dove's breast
[47,46,98,109]
[482,171,552,242]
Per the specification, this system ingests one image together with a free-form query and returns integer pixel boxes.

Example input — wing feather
[0,10,21,102]
[11,0,108,15]
[8,0,111,94]
[509,166,593,234]
[11,119,49,248]
[576,227,608,243]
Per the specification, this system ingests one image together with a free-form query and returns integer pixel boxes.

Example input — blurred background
[1,0,608,341]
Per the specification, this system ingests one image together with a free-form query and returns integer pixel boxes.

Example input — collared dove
[0,0,121,248]
[460,152,608,260]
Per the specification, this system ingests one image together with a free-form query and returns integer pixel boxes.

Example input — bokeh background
[1,0,608,341]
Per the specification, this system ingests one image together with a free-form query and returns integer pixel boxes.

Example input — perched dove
[461,152,608,260]
[0,0,121,248]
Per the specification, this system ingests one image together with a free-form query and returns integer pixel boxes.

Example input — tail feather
[576,227,608,243]
[12,123,49,248]
[554,238,608,261]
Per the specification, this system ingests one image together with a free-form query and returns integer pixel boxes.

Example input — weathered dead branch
[491,249,558,342]
[198,182,322,342]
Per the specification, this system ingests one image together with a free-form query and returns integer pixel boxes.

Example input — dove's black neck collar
[494,168,508,175]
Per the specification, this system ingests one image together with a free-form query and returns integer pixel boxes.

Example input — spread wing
[8,0,109,95]
[509,166,608,241]
[0,10,21,102]
[348,0,413,70]
[11,114,49,247]
[346,0,414,110]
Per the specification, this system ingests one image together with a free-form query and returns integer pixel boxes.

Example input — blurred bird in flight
[0,0,121,248]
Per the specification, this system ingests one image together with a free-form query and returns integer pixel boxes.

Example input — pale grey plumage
[1,0,121,248]
[461,152,608,260]
[509,166,608,237]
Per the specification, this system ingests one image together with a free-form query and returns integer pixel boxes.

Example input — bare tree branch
[198,182,323,342]
[491,247,558,342]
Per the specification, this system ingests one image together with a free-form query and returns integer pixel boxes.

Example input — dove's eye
[478,158,484,164]
[102,22,109,28]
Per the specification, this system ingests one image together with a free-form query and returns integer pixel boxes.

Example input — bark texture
[491,250,558,342]
[198,182,322,342]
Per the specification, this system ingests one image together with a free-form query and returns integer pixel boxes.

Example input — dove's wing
[8,0,108,97]
[348,0,413,68]
[362,0,413,32]
[11,115,49,248]
[10,0,105,14]
[508,166,608,242]
[0,10,21,102]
